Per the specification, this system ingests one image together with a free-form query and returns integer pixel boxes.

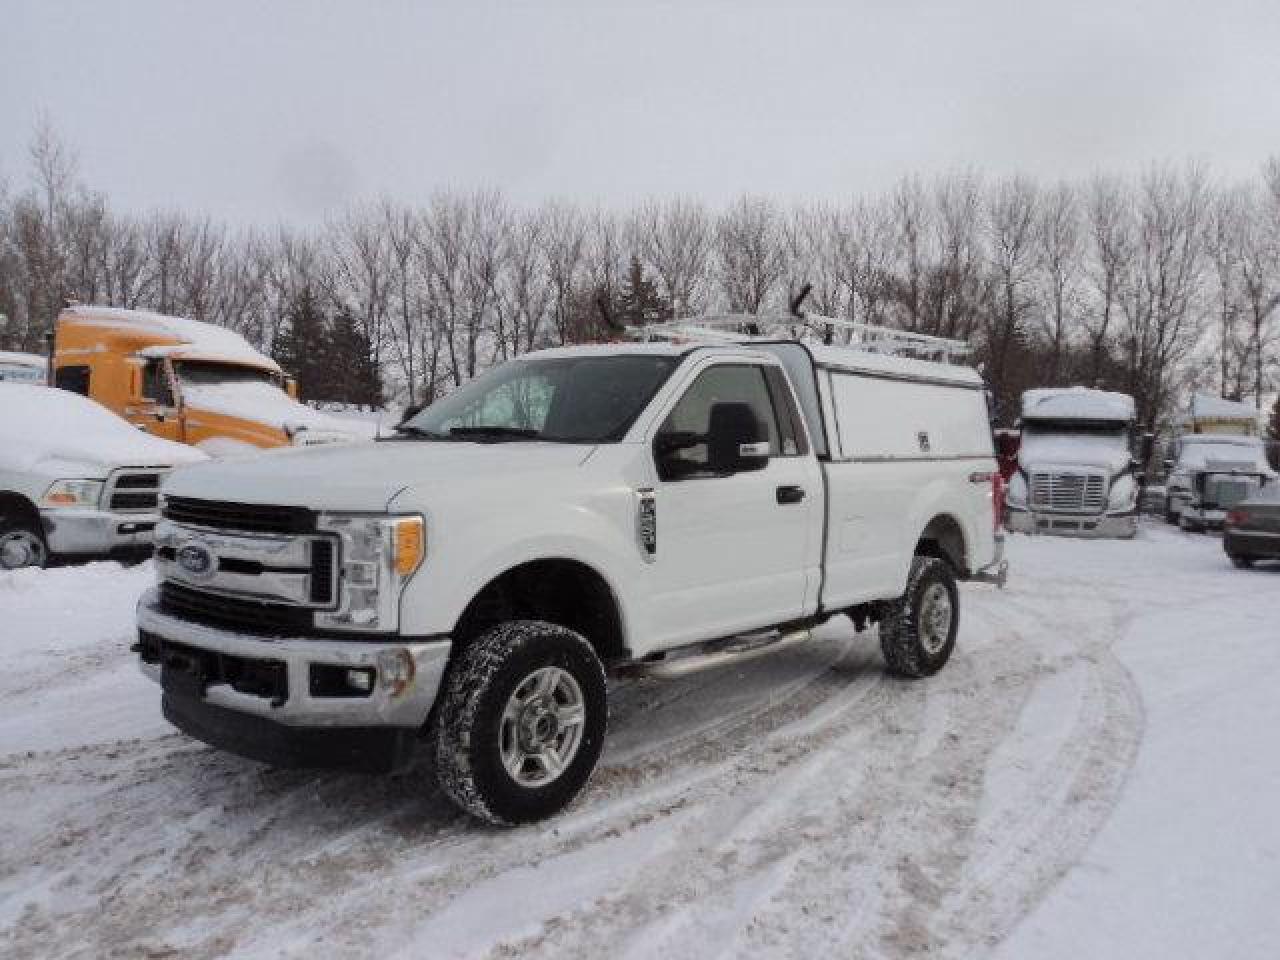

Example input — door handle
[776,485,806,505]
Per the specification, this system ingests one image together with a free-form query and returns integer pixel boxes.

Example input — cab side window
[54,365,91,396]
[142,360,174,407]
[656,364,780,479]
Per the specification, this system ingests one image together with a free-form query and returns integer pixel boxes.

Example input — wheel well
[916,514,967,575]
[0,492,42,530]
[453,559,628,664]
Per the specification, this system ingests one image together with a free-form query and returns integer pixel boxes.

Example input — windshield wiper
[386,423,448,441]
[448,426,541,442]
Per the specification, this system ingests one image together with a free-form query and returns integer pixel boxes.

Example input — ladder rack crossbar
[633,312,971,362]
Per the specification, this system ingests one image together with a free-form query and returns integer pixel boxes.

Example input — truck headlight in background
[315,513,425,632]
[41,479,105,509]
[1107,474,1137,512]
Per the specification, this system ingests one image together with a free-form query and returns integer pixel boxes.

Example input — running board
[619,628,813,679]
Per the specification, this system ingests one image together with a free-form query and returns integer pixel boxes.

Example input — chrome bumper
[1005,507,1137,539]
[136,587,450,729]
[41,508,159,555]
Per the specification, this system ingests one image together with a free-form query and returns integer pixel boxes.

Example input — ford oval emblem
[176,543,216,579]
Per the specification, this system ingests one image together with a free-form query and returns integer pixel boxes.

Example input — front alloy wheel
[434,620,607,825]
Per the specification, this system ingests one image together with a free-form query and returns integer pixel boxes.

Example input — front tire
[434,620,607,825]
[880,555,959,678]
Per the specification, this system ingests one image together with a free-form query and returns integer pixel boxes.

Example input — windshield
[1020,422,1130,468]
[174,360,283,390]
[402,353,678,443]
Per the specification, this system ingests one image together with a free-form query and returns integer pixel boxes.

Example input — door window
[657,364,780,479]
[54,365,90,396]
[142,360,175,407]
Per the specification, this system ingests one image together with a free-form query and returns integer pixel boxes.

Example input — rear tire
[0,513,48,570]
[880,555,959,678]
[433,620,607,825]
[1230,555,1254,569]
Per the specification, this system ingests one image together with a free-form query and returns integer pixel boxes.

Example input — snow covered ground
[1,525,1277,959]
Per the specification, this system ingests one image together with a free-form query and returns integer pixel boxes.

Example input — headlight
[315,514,425,631]
[1006,472,1028,507]
[41,479,104,509]
[1107,474,1136,511]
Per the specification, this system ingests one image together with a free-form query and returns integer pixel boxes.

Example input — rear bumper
[1005,507,1136,539]
[41,508,159,556]
[1224,529,1280,559]
[136,588,451,769]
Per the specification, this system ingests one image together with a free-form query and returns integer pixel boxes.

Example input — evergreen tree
[616,256,672,328]
[329,308,383,408]
[272,287,326,402]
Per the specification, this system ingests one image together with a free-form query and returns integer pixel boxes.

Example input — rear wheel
[1230,555,1254,569]
[880,555,959,678]
[434,620,607,825]
[0,515,48,570]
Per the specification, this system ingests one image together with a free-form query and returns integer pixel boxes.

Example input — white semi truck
[1004,387,1142,538]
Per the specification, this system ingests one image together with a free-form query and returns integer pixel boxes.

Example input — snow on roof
[1021,387,1135,423]
[1185,393,1261,424]
[63,306,280,372]
[0,383,206,472]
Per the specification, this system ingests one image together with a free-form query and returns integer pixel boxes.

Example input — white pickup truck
[136,315,1006,823]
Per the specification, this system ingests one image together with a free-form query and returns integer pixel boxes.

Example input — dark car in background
[1224,485,1280,568]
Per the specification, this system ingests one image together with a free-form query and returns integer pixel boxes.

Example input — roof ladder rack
[634,312,972,364]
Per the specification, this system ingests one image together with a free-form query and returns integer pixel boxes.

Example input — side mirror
[399,401,426,424]
[707,401,769,475]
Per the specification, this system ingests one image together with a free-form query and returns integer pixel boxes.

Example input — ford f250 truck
[135,314,1007,824]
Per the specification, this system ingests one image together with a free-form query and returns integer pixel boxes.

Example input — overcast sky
[3,0,1278,226]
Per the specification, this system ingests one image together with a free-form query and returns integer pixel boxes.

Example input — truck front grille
[159,581,314,636]
[164,497,315,534]
[107,470,166,512]
[1029,471,1106,514]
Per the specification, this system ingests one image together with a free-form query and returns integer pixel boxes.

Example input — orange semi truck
[52,305,365,453]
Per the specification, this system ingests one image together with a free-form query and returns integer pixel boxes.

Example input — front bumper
[41,508,159,557]
[1224,528,1280,560]
[136,588,451,769]
[1005,506,1137,539]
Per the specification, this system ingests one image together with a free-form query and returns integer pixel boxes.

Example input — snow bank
[66,305,280,372]
[1022,387,1135,423]
[0,383,206,472]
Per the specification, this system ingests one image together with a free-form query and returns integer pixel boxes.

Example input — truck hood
[164,440,595,512]
[180,381,371,442]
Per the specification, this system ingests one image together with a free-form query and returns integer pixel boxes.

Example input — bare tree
[1036,181,1081,383]
[984,176,1040,420]
[1082,175,1133,386]
[630,197,712,316]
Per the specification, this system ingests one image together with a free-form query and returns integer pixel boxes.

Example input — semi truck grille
[106,469,166,512]
[164,497,316,534]
[159,581,314,636]
[1029,471,1106,514]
